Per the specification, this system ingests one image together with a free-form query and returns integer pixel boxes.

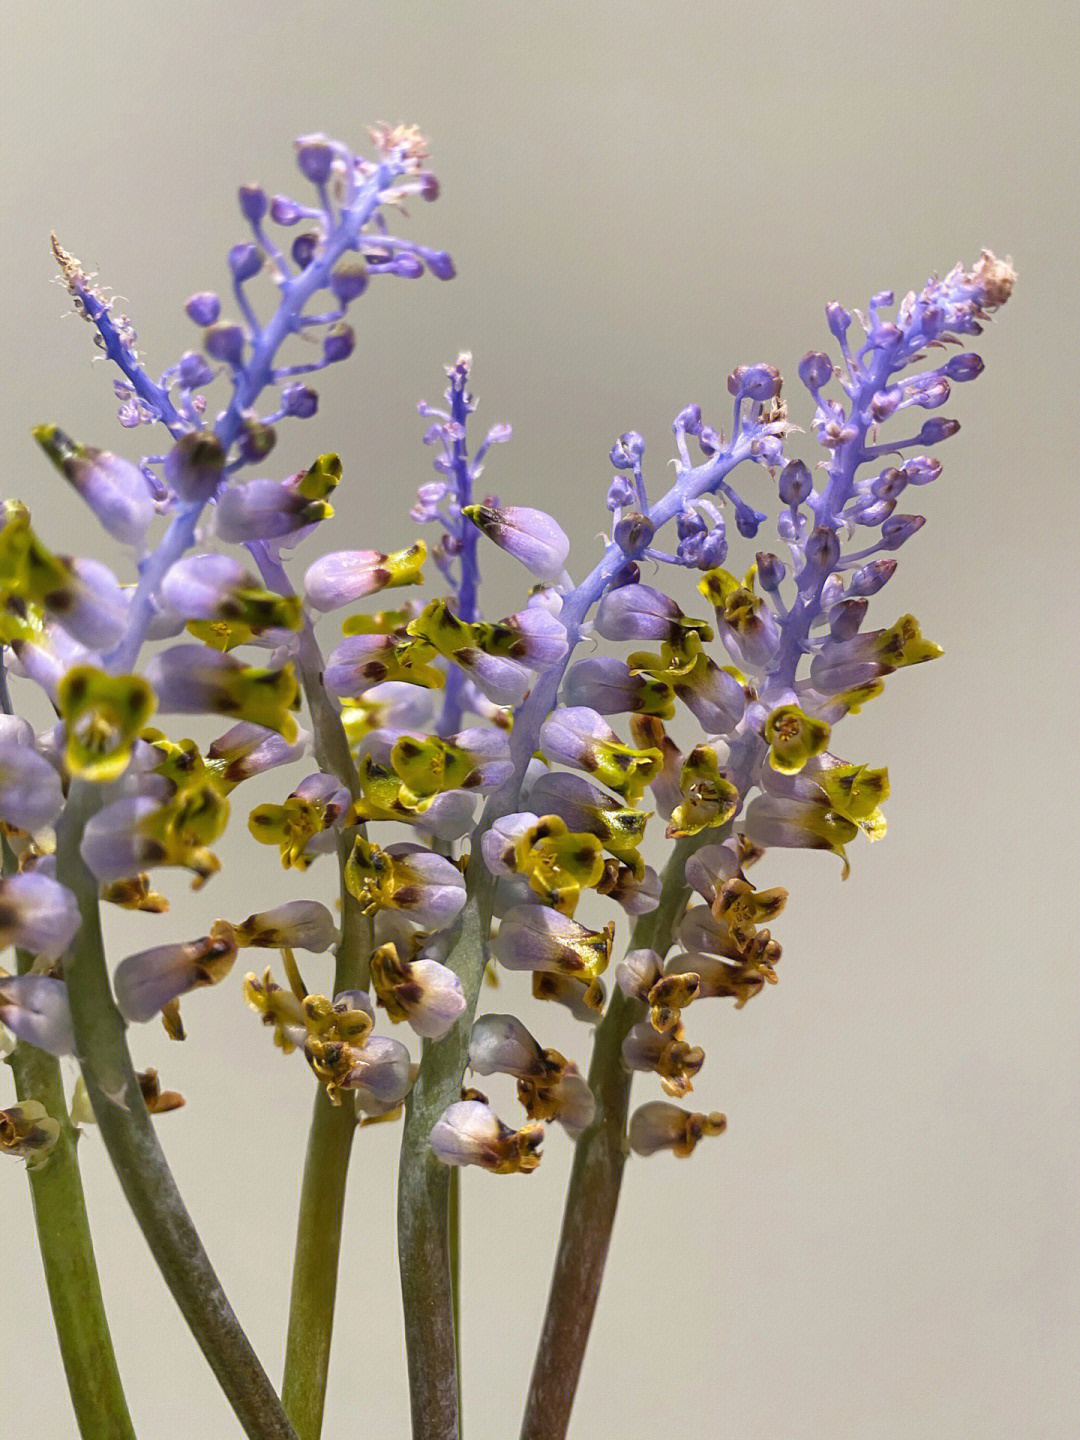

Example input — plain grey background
[2,2,1077,1437]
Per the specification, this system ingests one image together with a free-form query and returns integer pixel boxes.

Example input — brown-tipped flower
[429,1099,544,1173]
[628,1101,726,1158]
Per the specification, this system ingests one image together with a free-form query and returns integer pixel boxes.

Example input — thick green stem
[520,834,708,1440]
[281,859,369,1440]
[397,872,494,1440]
[2,811,132,1439]
[448,1164,463,1436]
[57,781,297,1440]
[7,953,135,1439]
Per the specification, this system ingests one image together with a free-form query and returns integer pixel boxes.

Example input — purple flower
[0,974,75,1056]
[462,504,570,582]
[0,739,65,832]
[34,427,155,545]
[0,873,81,958]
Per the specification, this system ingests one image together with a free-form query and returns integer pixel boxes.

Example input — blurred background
[2,3,1077,1437]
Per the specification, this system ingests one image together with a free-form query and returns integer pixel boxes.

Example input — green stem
[397,872,494,1440]
[519,834,709,1440]
[2,813,132,1439]
[448,1164,462,1437]
[7,959,135,1439]
[281,626,370,1439]
[281,861,369,1440]
[57,781,297,1440]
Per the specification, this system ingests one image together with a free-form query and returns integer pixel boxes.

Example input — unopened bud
[238,184,268,223]
[185,291,220,326]
[778,459,812,505]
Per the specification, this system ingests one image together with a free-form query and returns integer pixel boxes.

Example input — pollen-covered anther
[628,1101,726,1158]
[429,1098,544,1173]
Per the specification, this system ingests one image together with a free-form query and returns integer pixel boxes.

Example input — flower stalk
[56,780,298,1440]
[519,832,714,1440]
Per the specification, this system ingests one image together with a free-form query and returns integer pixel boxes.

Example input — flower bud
[185,291,220,326]
[903,456,942,486]
[613,512,654,556]
[596,583,683,643]
[727,364,782,401]
[228,243,262,282]
[420,248,455,280]
[798,351,833,390]
[778,459,812,505]
[323,326,355,364]
[295,133,335,184]
[204,321,246,366]
[177,351,214,388]
[673,403,702,435]
[610,431,645,470]
[606,475,635,511]
[330,261,368,303]
[755,552,785,592]
[238,183,268,223]
[828,597,868,641]
[269,194,302,225]
[943,352,984,381]
[880,514,925,550]
[163,431,226,503]
[805,526,841,570]
[238,421,278,466]
[282,383,318,418]
[918,418,960,444]
[825,302,851,341]
[847,558,896,596]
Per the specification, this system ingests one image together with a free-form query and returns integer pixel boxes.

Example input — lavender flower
[2,121,1014,1440]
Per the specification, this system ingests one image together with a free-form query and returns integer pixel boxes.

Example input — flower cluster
[1,130,1012,1205]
